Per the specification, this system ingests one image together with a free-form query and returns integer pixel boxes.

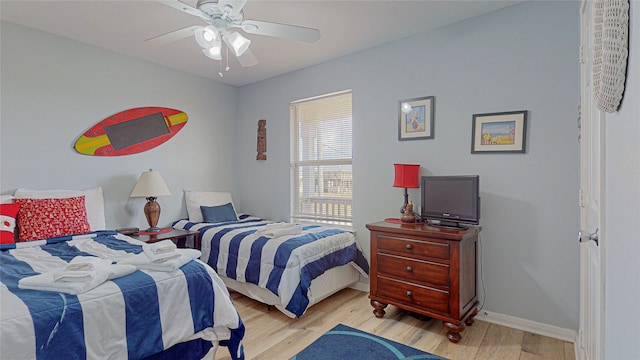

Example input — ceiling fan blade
[239,20,320,43]
[218,0,248,15]
[145,25,202,46]
[158,0,209,22]
[237,48,258,67]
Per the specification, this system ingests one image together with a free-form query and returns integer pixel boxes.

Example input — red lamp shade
[393,164,420,189]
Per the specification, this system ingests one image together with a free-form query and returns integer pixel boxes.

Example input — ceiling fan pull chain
[226,45,230,72]
[218,53,223,77]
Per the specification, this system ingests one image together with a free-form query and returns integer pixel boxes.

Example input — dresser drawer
[377,234,449,259]
[377,253,449,287]
[376,276,449,314]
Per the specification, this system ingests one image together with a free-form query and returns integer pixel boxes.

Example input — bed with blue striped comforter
[0,231,244,360]
[172,215,369,318]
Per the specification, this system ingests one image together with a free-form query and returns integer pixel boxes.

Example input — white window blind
[290,90,353,226]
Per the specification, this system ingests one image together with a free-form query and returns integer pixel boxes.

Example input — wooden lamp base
[144,197,161,232]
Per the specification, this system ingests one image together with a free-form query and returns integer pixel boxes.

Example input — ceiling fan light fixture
[194,25,219,48]
[202,45,222,60]
[224,31,251,57]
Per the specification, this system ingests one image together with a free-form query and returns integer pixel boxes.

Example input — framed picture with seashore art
[471,110,527,153]
[398,96,435,141]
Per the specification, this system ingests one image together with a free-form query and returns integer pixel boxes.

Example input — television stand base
[427,220,469,230]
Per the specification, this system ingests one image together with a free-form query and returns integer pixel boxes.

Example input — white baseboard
[349,281,369,293]
[475,310,577,343]
[347,284,576,344]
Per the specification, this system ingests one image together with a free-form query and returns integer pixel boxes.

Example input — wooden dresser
[366,221,480,343]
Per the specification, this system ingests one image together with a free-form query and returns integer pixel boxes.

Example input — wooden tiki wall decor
[257,119,267,160]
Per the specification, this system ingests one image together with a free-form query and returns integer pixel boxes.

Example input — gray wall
[1,22,240,229]
[234,1,580,330]
[1,1,583,332]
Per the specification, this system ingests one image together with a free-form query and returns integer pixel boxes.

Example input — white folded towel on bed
[118,249,201,272]
[67,238,133,261]
[142,240,179,262]
[53,270,96,283]
[18,264,137,295]
[105,264,137,280]
[19,271,110,295]
[259,225,303,239]
[258,223,297,233]
[52,256,112,282]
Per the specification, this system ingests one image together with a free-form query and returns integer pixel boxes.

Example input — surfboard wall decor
[74,107,188,156]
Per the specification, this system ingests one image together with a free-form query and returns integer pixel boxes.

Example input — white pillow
[14,187,106,231]
[1,195,14,204]
[184,190,238,223]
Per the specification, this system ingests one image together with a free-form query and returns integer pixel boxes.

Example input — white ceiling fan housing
[148,0,321,69]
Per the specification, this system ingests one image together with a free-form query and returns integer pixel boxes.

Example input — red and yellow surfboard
[74,107,188,156]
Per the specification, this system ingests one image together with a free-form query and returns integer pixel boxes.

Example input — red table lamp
[393,163,420,214]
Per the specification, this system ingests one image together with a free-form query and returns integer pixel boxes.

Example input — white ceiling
[0,0,524,87]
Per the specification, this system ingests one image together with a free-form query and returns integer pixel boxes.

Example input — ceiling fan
[147,0,321,74]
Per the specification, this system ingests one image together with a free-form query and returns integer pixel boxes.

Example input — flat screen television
[420,175,480,228]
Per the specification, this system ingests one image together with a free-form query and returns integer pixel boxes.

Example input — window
[290,90,353,226]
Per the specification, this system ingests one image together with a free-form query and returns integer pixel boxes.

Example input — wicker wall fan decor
[592,0,630,113]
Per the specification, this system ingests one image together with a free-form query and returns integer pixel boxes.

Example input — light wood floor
[214,288,575,360]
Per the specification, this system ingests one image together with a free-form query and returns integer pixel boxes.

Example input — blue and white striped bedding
[172,215,370,318]
[0,231,245,360]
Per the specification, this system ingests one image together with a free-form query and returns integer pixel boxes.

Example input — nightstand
[366,220,480,343]
[133,228,201,250]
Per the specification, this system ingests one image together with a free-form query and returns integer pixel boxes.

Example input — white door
[578,1,605,359]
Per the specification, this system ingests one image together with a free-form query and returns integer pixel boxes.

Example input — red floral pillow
[16,196,90,242]
[0,203,20,244]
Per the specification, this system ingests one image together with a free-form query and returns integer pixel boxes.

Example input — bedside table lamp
[393,163,420,214]
[130,169,171,232]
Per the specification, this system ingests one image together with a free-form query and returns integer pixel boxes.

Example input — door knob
[578,228,599,246]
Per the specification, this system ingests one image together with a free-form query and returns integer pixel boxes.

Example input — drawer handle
[406,266,413,272]
[406,291,412,297]
[406,244,413,250]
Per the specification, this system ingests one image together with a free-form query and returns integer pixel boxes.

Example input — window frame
[290,90,353,228]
